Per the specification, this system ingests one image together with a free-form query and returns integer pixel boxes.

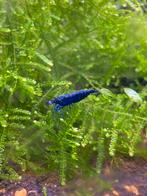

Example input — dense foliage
[0,0,147,184]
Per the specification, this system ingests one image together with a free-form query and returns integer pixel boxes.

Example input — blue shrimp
[47,89,99,112]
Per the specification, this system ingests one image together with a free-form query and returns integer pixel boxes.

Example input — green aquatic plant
[0,0,147,184]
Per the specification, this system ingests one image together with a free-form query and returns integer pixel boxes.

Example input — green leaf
[29,62,51,72]
[35,52,53,66]
[100,88,113,97]
[0,27,11,33]
[0,118,7,127]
